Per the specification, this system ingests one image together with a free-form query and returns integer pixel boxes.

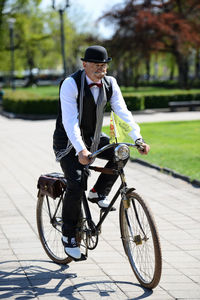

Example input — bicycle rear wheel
[119,192,162,289]
[36,192,72,264]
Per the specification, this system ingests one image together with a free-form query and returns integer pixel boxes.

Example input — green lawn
[103,120,200,181]
[120,86,200,96]
[4,86,200,97]
[4,86,59,97]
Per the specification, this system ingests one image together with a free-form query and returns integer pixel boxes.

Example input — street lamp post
[8,18,16,90]
[52,0,70,78]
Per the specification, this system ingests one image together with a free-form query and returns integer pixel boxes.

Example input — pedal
[88,198,116,211]
[88,198,97,204]
[73,253,87,262]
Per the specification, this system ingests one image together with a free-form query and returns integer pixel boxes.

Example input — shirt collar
[86,75,101,85]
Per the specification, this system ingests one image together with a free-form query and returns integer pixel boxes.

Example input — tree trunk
[169,64,174,80]
[195,48,200,80]
[176,53,189,89]
[133,74,139,88]
[116,61,123,86]
[123,66,128,86]
[25,51,37,87]
[133,63,140,88]
[127,60,134,86]
[145,58,150,82]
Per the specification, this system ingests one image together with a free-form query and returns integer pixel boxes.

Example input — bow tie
[88,82,103,88]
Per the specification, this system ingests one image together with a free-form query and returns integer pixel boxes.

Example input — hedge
[2,89,200,114]
[105,95,144,112]
[3,98,58,114]
[2,90,145,114]
[144,93,200,109]
[2,91,58,114]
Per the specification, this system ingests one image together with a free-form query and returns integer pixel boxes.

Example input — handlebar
[88,142,141,160]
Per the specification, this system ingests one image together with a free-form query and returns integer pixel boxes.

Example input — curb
[0,110,57,120]
[130,158,200,188]
[0,108,159,121]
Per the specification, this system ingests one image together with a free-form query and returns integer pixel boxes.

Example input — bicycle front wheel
[36,192,72,264]
[119,192,162,289]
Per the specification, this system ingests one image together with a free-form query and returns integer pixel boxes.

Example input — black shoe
[62,236,81,259]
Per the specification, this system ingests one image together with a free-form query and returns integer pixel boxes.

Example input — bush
[144,93,200,109]
[105,95,144,112]
[3,90,58,114]
[124,95,145,110]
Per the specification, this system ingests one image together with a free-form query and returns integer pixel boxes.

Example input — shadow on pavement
[0,260,153,299]
[60,281,153,299]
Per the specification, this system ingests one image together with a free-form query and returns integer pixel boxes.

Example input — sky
[40,0,125,38]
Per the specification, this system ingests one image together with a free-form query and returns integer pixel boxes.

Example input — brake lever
[87,155,95,165]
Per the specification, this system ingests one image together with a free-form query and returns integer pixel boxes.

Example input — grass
[102,120,200,181]
[4,86,200,97]
[4,86,59,97]
[120,86,200,96]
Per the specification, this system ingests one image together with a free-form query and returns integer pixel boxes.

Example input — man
[53,45,150,260]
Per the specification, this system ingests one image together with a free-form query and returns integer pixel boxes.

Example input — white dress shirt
[60,74,142,153]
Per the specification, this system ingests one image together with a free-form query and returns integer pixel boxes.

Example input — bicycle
[36,142,162,289]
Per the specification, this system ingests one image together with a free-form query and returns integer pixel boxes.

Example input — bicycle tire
[36,192,72,264]
[119,191,162,289]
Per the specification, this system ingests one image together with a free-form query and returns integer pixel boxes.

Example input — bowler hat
[81,45,112,63]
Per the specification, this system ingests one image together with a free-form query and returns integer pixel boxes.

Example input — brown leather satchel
[37,174,66,199]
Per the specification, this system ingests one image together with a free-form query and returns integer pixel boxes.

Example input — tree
[0,0,45,85]
[101,0,200,88]
[0,0,7,32]
[0,2,88,86]
[0,0,40,30]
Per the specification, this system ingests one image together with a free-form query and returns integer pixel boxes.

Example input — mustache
[94,71,107,75]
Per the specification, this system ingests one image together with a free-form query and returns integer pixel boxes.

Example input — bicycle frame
[77,142,145,258]
[82,183,123,234]
[81,155,134,238]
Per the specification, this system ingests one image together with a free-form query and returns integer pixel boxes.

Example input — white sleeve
[109,77,142,142]
[60,77,86,153]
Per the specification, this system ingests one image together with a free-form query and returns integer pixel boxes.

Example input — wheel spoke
[37,195,71,264]
[126,201,154,281]
[120,192,162,289]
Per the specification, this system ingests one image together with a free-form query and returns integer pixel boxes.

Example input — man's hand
[78,149,92,165]
[138,143,150,155]
[135,139,150,155]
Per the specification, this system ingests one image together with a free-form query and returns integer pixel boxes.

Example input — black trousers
[60,136,128,236]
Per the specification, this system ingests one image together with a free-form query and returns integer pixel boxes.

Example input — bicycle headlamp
[114,144,130,161]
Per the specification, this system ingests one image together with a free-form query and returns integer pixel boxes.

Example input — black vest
[53,70,113,152]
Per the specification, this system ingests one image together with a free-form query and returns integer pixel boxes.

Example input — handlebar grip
[138,144,144,151]
[135,139,145,151]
